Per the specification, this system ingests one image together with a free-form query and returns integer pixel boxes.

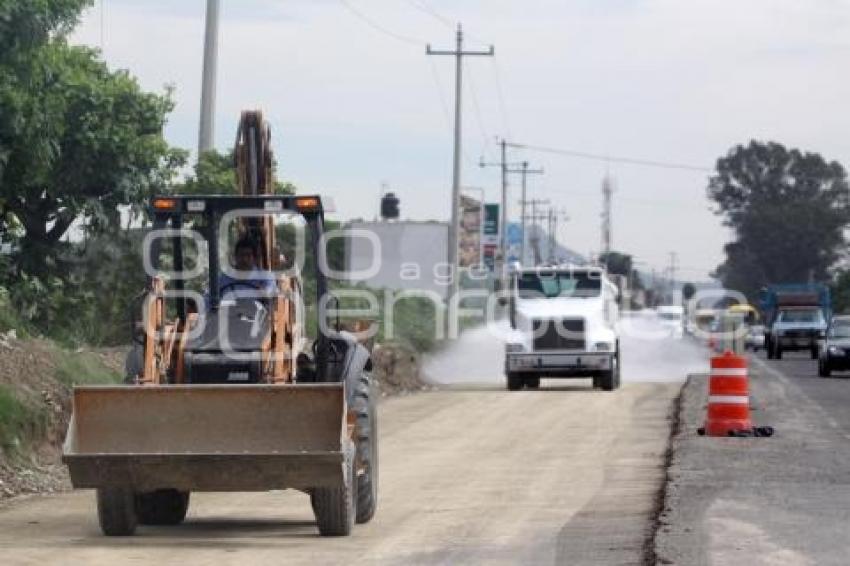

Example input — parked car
[818,315,850,377]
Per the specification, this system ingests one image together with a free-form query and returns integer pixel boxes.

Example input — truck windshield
[516,272,601,298]
[778,309,823,323]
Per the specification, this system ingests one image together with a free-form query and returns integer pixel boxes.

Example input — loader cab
[144,194,334,384]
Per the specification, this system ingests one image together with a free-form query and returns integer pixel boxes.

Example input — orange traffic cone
[704,351,752,436]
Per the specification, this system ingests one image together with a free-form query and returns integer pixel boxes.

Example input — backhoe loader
[62,111,378,536]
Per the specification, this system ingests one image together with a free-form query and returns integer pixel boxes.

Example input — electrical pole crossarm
[426,47,495,56]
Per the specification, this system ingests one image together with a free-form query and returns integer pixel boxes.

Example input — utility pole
[520,198,549,266]
[547,207,568,263]
[518,161,544,265]
[198,0,220,155]
[480,140,522,272]
[601,175,615,257]
[668,251,678,298]
[427,24,494,302]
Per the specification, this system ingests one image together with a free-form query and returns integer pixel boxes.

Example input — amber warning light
[294,196,321,212]
[152,198,178,211]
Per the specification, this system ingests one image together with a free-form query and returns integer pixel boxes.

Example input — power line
[405,0,453,28]
[491,59,513,139]
[507,142,713,173]
[427,58,453,128]
[339,0,425,46]
[465,60,494,162]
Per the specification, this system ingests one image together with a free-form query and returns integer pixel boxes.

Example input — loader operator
[216,236,277,299]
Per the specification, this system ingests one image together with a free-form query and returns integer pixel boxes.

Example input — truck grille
[532,318,585,351]
[784,329,817,338]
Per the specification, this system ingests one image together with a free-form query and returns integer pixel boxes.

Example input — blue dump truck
[759,284,831,360]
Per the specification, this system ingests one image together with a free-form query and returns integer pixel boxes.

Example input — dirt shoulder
[0,337,125,502]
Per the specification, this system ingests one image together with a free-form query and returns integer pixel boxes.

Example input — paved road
[656,347,850,566]
[0,381,678,565]
[754,349,850,434]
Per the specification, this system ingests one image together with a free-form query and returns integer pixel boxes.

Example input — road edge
[643,376,687,566]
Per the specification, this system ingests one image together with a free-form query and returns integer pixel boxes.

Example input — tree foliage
[173,149,297,196]
[1,41,185,276]
[0,1,185,342]
[708,141,850,298]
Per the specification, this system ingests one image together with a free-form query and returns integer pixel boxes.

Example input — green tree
[174,149,297,196]
[708,141,850,298]
[682,282,696,301]
[0,41,184,276]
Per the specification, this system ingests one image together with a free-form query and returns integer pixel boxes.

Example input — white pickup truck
[503,265,621,391]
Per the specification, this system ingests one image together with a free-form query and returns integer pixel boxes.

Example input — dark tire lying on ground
[136,489,190,525]
[506,372,523,391]
[311,444,356,536]
[353,373,378,524]
[97,487,138,536]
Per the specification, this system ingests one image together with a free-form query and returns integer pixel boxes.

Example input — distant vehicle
[503,265,620,391]
[760,284,830,359]
[656,305,684,338]
[727,304,762,350]
[745,324,766,351]
[693,309,718,334]
[727,304,760,326]
[818,315,850,377]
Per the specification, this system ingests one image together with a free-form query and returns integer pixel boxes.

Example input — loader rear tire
[97,487,137,536]
[311,446,356,536]
[353,373,378,524]
[136,490,190,526]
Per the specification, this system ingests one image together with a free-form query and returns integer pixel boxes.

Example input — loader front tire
[311,446,356,536]
[353,373,378,524]
[136,489,190,526]
[97,487,137,536]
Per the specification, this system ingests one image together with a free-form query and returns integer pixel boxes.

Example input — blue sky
[72,0,850,280]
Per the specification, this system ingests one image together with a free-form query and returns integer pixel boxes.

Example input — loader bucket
[62,383,348,492]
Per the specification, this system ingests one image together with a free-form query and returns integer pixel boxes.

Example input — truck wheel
[136,490,190,525]
[818,359,831,378]
[353,373,377,524]
[506,373,523,391]
[766,339,774,359]
[810,346,818,360]
[312,444,356,536]
[775,344,783,360]
[524,376,540,389]
[97,487,138,536]
[614,347,622,388]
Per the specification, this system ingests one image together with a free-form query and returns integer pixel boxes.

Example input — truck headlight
[506,343,524,353]
[828,346,844,356]
[594,342,613,352]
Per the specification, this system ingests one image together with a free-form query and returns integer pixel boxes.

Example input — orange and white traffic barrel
[704,351,752,436]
